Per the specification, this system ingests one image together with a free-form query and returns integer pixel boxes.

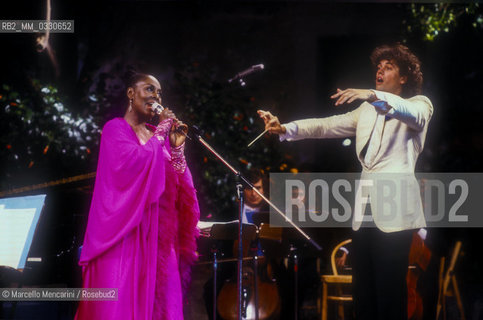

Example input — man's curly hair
[370,43,423,98]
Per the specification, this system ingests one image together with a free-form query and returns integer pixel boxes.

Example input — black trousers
[352,227,413,320]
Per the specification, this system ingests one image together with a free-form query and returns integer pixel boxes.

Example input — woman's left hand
[169,120,188,147]
[331,88,376,106]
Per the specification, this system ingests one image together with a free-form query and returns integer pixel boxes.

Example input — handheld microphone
[150,102,164,115]
[151,102,190,138]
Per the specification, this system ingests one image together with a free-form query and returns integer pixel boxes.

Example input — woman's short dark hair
[370,43,423,97]
[123,69,150,90]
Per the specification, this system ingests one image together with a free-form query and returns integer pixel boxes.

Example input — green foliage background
[171,63,292,218]
[404,3,482,42]
[0,80,99,190]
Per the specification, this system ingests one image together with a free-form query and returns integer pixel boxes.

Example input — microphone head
[151,102,164,115]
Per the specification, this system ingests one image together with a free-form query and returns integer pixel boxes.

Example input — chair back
[330,239,352,276]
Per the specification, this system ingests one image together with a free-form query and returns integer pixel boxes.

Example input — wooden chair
[436,241,465,320]
[320,239,352,320]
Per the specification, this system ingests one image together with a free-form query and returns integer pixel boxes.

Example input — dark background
[1,1,483,319]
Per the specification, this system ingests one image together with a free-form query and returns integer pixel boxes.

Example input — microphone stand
[235,178,244,320]
[190,128,322,320]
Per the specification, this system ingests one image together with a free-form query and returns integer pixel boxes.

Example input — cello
[217,224,281,320]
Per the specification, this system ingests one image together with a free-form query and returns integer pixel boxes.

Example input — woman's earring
[129,99,133,112]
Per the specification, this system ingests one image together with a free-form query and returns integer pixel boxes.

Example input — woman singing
[76,72,200,319]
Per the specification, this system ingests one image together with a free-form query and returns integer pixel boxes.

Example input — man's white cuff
[279,122,298,141]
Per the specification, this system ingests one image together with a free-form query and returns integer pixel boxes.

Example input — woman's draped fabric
[75,118,200,320]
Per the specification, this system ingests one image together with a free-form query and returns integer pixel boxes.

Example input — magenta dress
[75,118,200,320]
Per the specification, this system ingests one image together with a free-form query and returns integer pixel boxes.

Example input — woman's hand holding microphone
[152,102,188,147]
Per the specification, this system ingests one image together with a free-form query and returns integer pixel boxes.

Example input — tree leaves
[404,3,482,42]
[0,80,100,189]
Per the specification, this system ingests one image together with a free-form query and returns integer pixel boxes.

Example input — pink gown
[75,118,200,320]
